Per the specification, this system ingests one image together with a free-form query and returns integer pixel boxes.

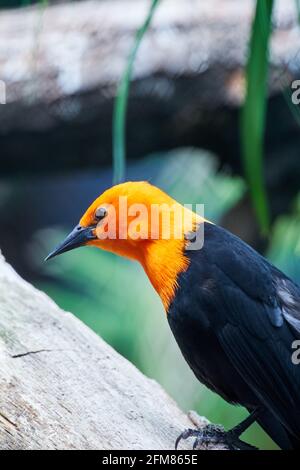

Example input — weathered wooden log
[0,250,259,450]
[0,250,236,450]
[0,0,299,177]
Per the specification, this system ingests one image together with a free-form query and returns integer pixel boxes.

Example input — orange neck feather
[139,238,190,311]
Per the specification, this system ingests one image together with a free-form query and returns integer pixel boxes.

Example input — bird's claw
[175,429,199,450]
[175,424,257,450]
[175,424,225,450]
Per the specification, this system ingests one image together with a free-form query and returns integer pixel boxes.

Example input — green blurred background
[1,0,300,450]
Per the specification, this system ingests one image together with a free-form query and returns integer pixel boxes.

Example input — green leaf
[112,0,160,184]
[241,0,274,235]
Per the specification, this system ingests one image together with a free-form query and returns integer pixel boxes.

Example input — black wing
[194,224,300,439]
[274,273,300,335]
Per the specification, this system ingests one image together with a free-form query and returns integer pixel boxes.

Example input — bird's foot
[175,424,258,450]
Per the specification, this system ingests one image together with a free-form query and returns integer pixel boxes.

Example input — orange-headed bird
[46,182,300,450]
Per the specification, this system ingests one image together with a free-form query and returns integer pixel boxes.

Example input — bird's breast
[166,257,257,406]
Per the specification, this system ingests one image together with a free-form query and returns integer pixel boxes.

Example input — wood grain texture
[0,250,260,450]
[0,0,298,107]
[0,250,200,450]
[0,0,299,179]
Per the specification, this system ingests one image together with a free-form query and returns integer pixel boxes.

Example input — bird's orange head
[46,181,203,309]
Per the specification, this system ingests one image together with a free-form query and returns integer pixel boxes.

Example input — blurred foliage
[267,194,300,283]
[241,0,273,235]
[113,0,160,183]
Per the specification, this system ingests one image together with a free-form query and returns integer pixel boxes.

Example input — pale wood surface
[0,251,198,450]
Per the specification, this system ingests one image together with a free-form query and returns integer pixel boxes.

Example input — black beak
[45,224,96,261]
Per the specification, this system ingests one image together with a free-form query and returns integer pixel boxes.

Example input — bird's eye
[95,207,107,220]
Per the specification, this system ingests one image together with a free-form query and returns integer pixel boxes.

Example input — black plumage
[168,222,300,449]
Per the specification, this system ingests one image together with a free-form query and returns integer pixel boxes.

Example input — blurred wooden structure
[0,0,299,220]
